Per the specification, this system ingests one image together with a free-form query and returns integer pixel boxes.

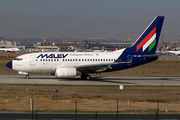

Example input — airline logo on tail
[136,27,157,52]
[165,45,171,51]
[165,45,177,51]
[172,47,177,51]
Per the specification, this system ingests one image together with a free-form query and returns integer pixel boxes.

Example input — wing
[76,62,128,73]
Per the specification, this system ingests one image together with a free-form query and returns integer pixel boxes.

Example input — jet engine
[55,67,76,78]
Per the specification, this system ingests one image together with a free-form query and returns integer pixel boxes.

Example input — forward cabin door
[30,55,36,66]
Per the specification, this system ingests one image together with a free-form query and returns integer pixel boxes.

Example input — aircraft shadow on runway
[17,76,132,84]
[17,75,180,85]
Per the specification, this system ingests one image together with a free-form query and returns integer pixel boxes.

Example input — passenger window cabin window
[65,59,67,61]
[40,59,42,61]
[15,58,23,61]
[63,59,64,61]
[43,59,45,61]
[79,59,81,61]
[54,59,56,61]
[98,59,100,61]
[82,59,84,61]
[57,59,59,61]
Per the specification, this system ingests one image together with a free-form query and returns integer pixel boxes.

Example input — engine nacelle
[55,67,76,78]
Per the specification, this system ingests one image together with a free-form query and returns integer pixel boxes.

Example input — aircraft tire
[25,75,29,79]
[86,75,91,80]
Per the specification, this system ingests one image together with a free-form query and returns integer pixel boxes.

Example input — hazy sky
[0,0,180,42]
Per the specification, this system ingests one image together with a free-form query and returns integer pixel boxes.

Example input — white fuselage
[167,51,180,56]
[12,49,125,73]
[0,48,19,52]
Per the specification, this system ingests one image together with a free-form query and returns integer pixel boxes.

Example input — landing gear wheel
[25,75,29,79]
[86,75,91,80]
[81,74,91,80]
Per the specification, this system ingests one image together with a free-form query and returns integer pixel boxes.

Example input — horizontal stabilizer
[143,53,167,58]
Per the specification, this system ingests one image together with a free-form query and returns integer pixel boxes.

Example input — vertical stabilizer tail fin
[165,45,172,51]
[128,16,164,55]
[172,47,177,51]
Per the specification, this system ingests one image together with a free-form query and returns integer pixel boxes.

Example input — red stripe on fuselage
[136,27,156,52]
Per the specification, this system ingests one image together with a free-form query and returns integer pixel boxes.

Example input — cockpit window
[14,58,23,61]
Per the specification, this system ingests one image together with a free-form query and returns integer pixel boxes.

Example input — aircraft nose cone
[6,61,12,69]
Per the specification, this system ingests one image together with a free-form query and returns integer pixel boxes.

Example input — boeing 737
[6,16,164,80]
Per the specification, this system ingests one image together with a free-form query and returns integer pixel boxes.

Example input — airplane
[165,45,180,56]
[165,45,172,51]
[155,47,163,54]
[172,47,177,51]
[6,16,164,80]
[0,48,19,52]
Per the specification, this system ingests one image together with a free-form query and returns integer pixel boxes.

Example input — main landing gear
[81,73,91,80]
[25,75,30,79]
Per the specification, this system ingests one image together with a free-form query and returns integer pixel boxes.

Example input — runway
[0,75,180,85]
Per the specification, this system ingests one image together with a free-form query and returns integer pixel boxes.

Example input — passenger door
[30,55,36,66]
